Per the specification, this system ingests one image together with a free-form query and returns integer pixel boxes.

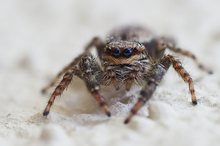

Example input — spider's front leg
[43,54,111,117]
[125,54,198,124]
[124,58,171,124]
[78,55,111,117]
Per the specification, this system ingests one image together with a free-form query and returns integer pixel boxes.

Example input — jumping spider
[42,25,212,124]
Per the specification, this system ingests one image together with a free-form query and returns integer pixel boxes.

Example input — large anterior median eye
[112,48,121,57]
[123,48,133,57]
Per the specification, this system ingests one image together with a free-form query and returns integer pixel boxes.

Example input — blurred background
[1,0,219,74]
[0,0,220,146]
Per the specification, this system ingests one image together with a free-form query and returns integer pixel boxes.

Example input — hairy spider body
[42,25,212,124]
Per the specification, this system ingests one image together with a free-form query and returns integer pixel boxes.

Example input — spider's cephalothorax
[101,41,151,90]
[42,25,212,124]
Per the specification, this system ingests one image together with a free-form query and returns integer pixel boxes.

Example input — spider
[42,25,212,124]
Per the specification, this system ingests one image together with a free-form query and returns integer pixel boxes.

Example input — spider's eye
[123,48,133,57]
[112,48,121,57]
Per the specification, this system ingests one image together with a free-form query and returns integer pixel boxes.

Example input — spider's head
[103,41,146,65]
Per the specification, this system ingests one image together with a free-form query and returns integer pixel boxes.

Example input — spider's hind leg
[165,54,197,104]
[41,59,81,94]
[157,37,213,74]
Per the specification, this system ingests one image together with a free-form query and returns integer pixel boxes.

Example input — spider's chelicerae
[42,25,212,124]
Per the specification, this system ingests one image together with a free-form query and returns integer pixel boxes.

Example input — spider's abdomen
[107,25,153,43]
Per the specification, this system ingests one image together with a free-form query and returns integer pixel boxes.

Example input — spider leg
[158,37,213,74]
[124,57,171,124]
[84,37,104,52]
[43,67,80,116]
[90,91,111,117]
[41,61,80,94]
[41,37,104,94]
[166,54,197,104]
[124,54,198,124]
[167,47,213,74]
[43,54,111,117]
[78,55,111,117]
